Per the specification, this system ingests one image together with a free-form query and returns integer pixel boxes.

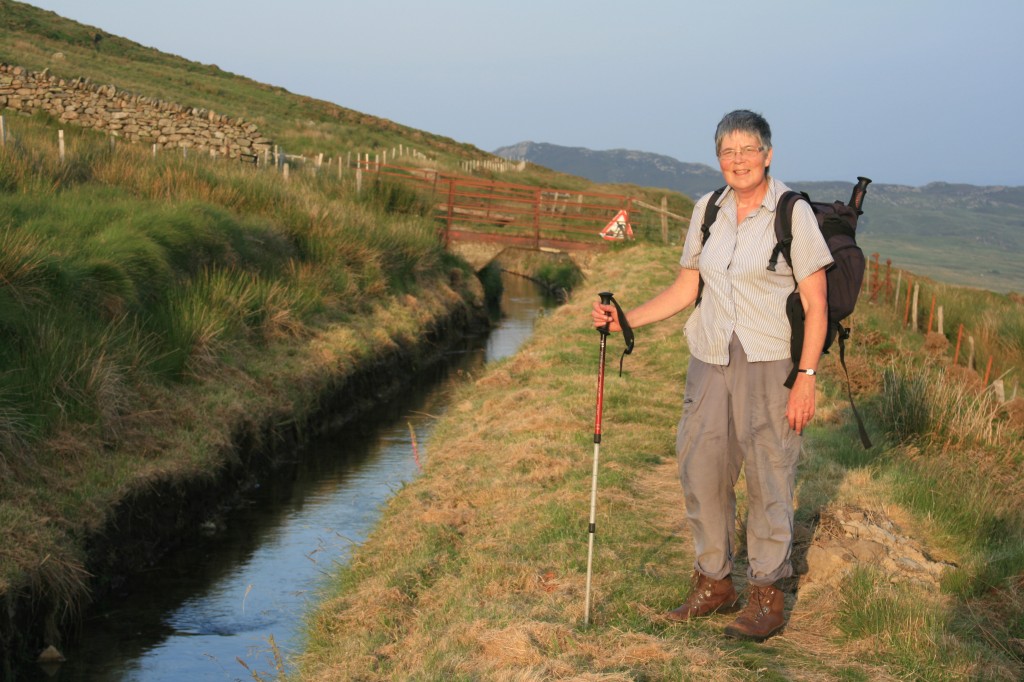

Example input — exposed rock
[803,505,956,590]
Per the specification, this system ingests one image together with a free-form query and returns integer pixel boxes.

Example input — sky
[19,0,1024,187]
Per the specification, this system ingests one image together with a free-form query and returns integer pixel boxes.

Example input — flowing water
[30,273,554,682]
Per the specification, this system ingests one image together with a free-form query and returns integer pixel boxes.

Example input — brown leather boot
[666,571,739,622]
[723,583,786,641]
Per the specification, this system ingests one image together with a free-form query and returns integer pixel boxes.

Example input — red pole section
[954,324,964,366]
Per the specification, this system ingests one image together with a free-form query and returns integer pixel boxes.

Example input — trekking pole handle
[598,291,614,336]
[848,176,872,214]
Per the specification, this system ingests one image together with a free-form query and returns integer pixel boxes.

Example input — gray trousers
[675,334,800,587]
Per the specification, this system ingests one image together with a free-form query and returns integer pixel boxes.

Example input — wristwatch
[797,368,817,376]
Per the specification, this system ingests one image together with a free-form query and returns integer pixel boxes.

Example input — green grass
[297,244,1024,681]
[0,106,480,639]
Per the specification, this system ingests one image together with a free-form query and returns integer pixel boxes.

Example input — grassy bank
[297,244,1024,681]
[0,110,490,660]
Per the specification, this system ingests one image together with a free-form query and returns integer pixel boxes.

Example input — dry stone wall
[0,63,272,158]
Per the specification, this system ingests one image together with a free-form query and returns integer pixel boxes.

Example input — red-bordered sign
[599,209,633,241]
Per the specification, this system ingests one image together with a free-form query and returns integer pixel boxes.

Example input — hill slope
[0,0,493,168]
[496,142,1024,294]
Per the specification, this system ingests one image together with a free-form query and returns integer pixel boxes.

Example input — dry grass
[297,245,1002,681]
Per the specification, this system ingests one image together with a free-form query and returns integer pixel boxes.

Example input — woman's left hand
[786,374,816,434]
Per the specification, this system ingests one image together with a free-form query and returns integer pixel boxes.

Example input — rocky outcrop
[0,63,271,158]
[804,505,956,589]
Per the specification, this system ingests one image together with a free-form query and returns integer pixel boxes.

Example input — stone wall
[0,63,272,158]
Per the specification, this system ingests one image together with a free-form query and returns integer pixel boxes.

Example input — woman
[591,110,832,642]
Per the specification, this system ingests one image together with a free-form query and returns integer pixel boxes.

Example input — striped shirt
[680,176,833,365]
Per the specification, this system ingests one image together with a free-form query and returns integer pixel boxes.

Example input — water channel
[31,273,555,682]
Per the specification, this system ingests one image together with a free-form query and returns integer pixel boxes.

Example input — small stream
[32,273,555,682]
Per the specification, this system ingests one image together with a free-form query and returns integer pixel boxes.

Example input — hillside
[496,142,1024,294]
[0,0,484,165]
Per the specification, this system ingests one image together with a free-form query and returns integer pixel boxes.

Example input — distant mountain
[493,142,725,198]
[494,142,1024,294]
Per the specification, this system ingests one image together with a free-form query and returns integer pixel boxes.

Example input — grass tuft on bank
[0,111,486,643]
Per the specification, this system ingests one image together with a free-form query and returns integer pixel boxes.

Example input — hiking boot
[665,571,739,622]
[723,583,786,642]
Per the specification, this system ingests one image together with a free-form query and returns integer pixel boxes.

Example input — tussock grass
[297,244,1024,681]
[880,360,1014,446]
[0,111,485,648]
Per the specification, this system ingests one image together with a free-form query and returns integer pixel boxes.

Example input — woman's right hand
[591,301,620,332]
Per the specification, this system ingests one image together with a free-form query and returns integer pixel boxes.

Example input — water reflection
[36,273,552,682]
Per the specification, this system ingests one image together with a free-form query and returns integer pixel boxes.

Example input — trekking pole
[584,291,614,626]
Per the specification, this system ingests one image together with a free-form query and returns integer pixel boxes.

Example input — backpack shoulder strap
[769,190,810,275]
[700,187,725,244]
[695,187,725,307]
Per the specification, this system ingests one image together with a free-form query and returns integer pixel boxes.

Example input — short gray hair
[714,110,772,153]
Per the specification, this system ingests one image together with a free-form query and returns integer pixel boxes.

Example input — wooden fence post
[283,163,290,181]
[903,277,913,326]
[937,305,944,335]
[911,282,920,331]
[870,253,881,301]
[927,294,936,333]
[533,188,542,250]
[356,168,362,194]
[661,196,669,244]
[967,335,975,370]
[993,379,1006,403]
[894,271,903,313]
[444,177,455,247]
[884,259,892,301]
[58,129,65,163]
[0,114,6,146]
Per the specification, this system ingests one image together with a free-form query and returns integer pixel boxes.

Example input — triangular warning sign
[600,209,633,241]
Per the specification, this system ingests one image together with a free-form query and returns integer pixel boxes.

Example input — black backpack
[696,177,873,449]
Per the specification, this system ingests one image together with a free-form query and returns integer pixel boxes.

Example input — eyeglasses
[717,145,765,161]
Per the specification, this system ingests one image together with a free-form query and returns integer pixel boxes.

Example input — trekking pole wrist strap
[598,292,635,376]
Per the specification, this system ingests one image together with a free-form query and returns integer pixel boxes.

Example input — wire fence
[17,112,1015,398]
[862,252,1020,403]
[0,113,689,252]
